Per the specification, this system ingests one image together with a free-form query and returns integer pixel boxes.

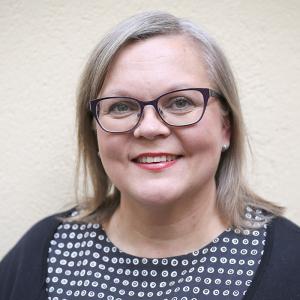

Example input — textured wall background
[1,0,300,259]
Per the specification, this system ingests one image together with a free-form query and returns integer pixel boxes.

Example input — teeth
[137,155,177,163]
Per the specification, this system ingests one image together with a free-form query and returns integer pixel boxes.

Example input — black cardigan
[1,213,300,300]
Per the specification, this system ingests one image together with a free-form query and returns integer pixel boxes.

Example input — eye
[172,97,192,109]
[110,102,130,113]
[105,99,139,116]
[164,96,195,112]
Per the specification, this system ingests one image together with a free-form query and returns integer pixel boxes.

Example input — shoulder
[0,209,73,300]
[264,216,300,265]
[265,216,300,268]
[5,209,72,256]
[17,213,62,244]
[270,216,300,248]
[243,217,300,300]
[272,216,300,232]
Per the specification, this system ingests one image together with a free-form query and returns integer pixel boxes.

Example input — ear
[92,119,98,132]
[222,115,231,145]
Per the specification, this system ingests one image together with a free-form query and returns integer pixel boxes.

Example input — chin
[125,187,182,207]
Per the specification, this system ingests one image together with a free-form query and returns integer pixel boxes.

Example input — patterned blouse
[46,208,266,300]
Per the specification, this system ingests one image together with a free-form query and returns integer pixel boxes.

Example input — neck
[103,184,228,258]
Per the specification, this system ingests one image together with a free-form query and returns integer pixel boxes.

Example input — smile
[132,153,182,171]
[136,155,178,164]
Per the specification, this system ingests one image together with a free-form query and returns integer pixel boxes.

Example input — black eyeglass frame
[89,88,225,133]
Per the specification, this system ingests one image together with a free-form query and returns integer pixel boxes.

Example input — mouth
[135,154,178,163]
[132,153,182,170]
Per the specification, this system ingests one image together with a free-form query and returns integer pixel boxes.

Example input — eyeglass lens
[96,89,205,132]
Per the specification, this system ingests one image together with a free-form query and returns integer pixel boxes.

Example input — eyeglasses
[89,88,225,133]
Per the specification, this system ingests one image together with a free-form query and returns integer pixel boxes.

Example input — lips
[132,153,181,171]
[136,155,178,164]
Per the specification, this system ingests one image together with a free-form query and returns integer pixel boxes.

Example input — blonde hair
[74,11,283,228]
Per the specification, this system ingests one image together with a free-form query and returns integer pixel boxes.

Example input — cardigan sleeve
[0,214,63,300]
[245,217,300,300]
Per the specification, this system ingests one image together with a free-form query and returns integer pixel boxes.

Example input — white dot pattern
[46,208,267,299]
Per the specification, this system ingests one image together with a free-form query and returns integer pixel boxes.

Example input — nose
[133,106,171,139]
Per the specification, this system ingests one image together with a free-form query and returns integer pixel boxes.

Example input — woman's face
[97,35,230,207]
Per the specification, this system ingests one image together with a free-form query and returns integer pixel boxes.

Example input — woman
[1,11,300,300]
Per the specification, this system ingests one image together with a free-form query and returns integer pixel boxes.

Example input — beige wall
[1,0,300,259]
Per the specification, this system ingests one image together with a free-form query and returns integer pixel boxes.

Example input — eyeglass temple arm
[209,89,226,102]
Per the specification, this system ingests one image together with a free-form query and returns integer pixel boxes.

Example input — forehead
[112,34,205,69]
[101,34,211,98]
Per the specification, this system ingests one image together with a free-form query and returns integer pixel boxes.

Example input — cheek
[185,137,220,167]
[97,131,128,172]
[179,121,223,157]
[182,126,223,183]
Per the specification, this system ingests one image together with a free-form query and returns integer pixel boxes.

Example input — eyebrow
[100,83,200,98]
[100,89,132,97]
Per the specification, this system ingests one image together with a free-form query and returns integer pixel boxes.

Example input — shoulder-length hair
[73,11,283,228]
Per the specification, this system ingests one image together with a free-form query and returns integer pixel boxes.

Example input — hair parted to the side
[73,11,284,228]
